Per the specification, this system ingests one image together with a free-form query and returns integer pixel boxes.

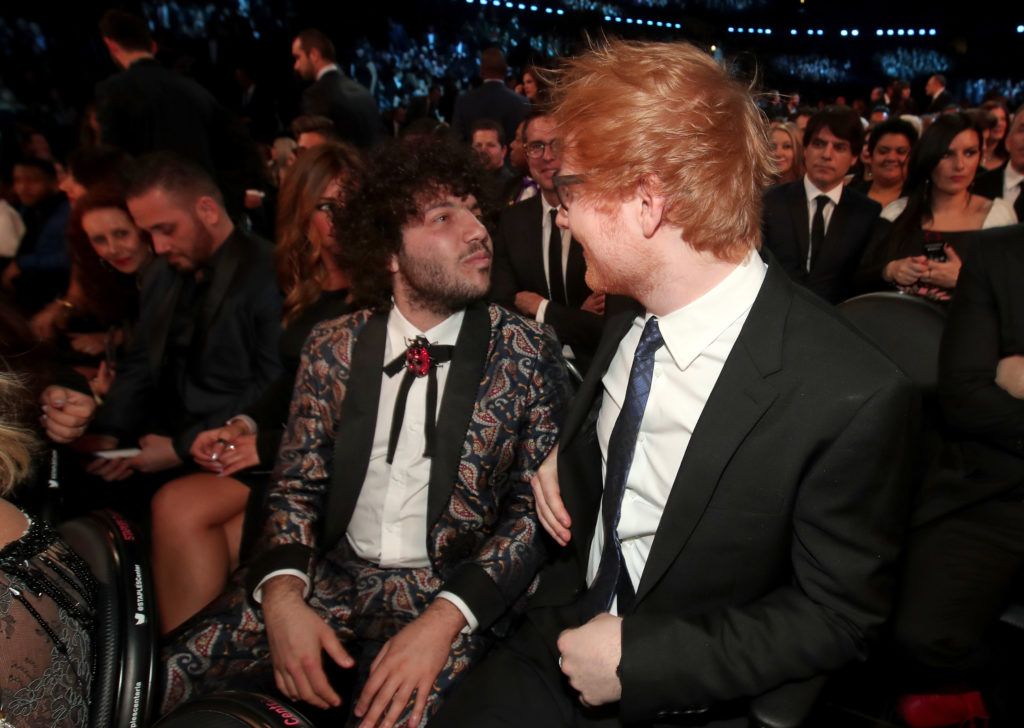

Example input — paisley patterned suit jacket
[246,300,570,631]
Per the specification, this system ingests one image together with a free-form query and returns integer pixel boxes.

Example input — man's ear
[194,195,221,227]
[638,175,666,239]
[387,252,400,275]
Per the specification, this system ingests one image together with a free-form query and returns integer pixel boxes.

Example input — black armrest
[748,675,828,728]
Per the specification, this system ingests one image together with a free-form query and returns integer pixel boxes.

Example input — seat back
[837,292,947,390]
[152,692,316,727]
[58,509,158,728]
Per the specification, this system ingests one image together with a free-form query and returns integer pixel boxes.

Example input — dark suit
[452,80,530,144]
[762,179,882,304]
[435,256,919,727]
[926,89,955,114]
[301,68,380,148]
[92,229,283,461]
[893,225,1024,689]
[161,302,570,719]
[95,58,264,211]
[490,196,602,372]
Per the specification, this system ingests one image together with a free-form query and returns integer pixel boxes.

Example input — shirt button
[637,434,646,444]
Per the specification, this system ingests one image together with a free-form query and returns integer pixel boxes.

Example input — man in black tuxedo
[925,74,956,114]
[973,104,1024,221]
[434,39,918,727]
[490,112,604,374]
[95,10,264,217]
[292,29,381,149]
[452,48,530,145]
[69,153,282,486]
[893,223,1024,726]
[762,106,882,304]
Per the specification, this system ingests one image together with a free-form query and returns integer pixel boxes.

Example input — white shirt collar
[651,250,767,372]
[1005,162,1024,193]
[316,63,341,81]
[540,193,559,220]
[803,175,843,207]
[387,304,464,354]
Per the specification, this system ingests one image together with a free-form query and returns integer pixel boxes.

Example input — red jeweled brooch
[405,340,432,377]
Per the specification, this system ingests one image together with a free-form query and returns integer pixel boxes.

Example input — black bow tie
[382,336,454,464]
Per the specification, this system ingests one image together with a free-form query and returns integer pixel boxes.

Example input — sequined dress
[0,515,96,727]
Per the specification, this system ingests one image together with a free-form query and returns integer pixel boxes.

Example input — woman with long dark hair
[150,142,364,634]
[860,112,1017,301]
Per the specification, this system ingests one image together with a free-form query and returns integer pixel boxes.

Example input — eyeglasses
[524,139,563,159]
[552,174,585,210]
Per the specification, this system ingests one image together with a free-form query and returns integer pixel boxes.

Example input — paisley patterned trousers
[160,545,490,727]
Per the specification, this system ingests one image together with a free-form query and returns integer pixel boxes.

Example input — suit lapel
[787,183,811,268]
[565,237,590,305]
[632,263,789,606]
[147,270,182,378]
[194,232,243,353]
[816,190,851,270]
[523,196,548,294]
[324,310,387,547]
[426,301,492,528]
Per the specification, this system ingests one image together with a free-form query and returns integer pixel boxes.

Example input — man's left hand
[127,434,183,473]
[353,598,466,728]
[515,291,545,318]
[996,355,1024,399]
[557,613,623,707]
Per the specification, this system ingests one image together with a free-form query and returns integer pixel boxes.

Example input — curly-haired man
[160,139,570,726]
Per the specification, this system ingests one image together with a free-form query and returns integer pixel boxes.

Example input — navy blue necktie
[579,316,664,620]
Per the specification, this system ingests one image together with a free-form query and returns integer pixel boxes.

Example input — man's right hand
[580,291,606,316]
[40,385,97,444]
[262,575,355,710]
[531,445,572,546]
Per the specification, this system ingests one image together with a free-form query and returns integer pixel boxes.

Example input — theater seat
[153,692,316,727]
[57,509,159,728]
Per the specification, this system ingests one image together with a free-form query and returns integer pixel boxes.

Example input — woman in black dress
[150,143,365,633]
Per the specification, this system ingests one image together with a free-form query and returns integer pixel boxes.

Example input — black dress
[0,515,96,727]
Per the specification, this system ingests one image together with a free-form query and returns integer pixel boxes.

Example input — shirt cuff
[227,414,259,436]
[436,590,478,634]
[536,299,549,323]
[252,569,310,604]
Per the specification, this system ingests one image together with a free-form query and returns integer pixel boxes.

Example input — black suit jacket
[93,229,283,460]
[926,89,955,114]
[913,224,1024,525]
[490,195,602,370]
[95,59,263,209]
[973,163,1007,201]
[762,180,882,304]
[301,69,381,148]
[452,80,530,144]
[528,258,919,723]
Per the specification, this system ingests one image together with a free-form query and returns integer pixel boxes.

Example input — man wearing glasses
[435,39,917,727]
[490,111,605,375]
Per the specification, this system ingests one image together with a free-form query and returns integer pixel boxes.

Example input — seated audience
[2,158,71,314]
[38,153,282,516]
[768,120,804,185]
[291,114,340,153]
[159,138,568,725]
[0,370,96,727]
[860,112,1017,302]
[150,142,364,633]
[470,118,516,206]
[763,106,881,303]
[854,117,919,208]
[893,223,1024,728]
[506,118,540,204]
[974,103,1024,220]
[979,99,1010,172]
[520,64,549,107]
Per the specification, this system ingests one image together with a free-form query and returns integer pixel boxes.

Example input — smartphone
[93,448,142,459]
[923,241,947,262]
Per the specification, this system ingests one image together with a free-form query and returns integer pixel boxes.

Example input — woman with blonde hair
[0,370,96,725]
[150,142,364,633]
[768,121,804,185]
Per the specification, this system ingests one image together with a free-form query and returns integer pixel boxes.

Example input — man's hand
[557,613,623,707]
[40,385,97,443]
[81,434,132,481]
[353,598,466,728]
[531,445,571,546]
[514,291,545,318]
[580,291,606,316]
[126,434,183,473]
[263,575,355,710]
[996,355,1024,399]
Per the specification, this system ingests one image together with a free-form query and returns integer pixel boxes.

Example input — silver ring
[226,443,237,451]
[558,656,563,669]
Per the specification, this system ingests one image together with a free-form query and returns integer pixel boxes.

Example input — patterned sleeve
[441,323,570,630]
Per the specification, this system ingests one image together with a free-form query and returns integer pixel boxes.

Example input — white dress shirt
[535,194,572,325]
[586,252,767,614]
[1004,163,1024,207]
[803,176,843,271]
[255,305,477,629]
[316,63,341,81]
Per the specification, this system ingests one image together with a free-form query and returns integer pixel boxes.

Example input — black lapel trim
[323,310,388,548]
[788,183,811,268]
[565,237,589,304]
[426,301,493,528]
[194,231,245,353]
[146,269,182,378]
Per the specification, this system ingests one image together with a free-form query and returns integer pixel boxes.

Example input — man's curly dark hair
[336,138,493,309]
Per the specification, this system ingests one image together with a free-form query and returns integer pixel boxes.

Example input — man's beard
[395,243,490,317]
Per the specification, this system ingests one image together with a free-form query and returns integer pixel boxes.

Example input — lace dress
[0,516,96,727]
